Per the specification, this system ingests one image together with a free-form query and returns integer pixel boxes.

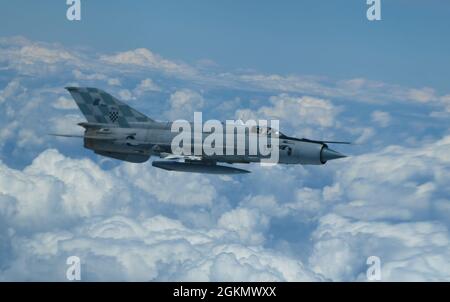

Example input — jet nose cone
[321,147,347,163]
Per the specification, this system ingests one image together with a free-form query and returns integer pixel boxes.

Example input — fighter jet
[54,87,348,174]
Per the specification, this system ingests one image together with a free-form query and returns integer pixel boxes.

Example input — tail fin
[65,87,154,127]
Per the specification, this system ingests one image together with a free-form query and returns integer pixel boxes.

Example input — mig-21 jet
[53,87,348,174]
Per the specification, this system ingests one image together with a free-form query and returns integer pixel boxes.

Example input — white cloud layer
[1,133,449,281]
[0,149,325,281]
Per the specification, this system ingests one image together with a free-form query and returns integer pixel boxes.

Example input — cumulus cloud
[118,89,135,101]
[52,96,78,110]
[0,150,130,231]
[72,69,107,81]
[236,94,339,128]
[229,136,450,281]
[116,161,216,207]
[0,149,325,281]
[269,94,338,127]
[165,89,205,120]
[231,73,450,107]
[100,48,196,77]
[50,114,85,136]
[330,136,450,222]
[218,208,270,245]
[1,214,323,281]
[0,37,82,75]
[408,87,437,103]
[0,80,22,104]
[309,214,450,281]
[134,78,161,95]
[235,93,341,139]
[107,78,122,86]
[0,117,449,282]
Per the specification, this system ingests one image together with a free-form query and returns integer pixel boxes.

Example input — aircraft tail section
[66,87,154,127]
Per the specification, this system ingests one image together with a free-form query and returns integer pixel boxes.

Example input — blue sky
[0,1,450,281]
